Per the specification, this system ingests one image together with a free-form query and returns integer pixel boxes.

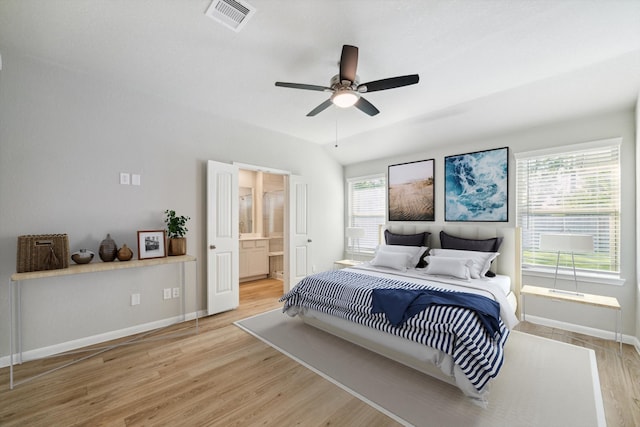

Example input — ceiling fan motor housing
[330,74,359,90]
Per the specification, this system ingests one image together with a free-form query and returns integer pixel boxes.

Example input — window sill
[522,267,625,286]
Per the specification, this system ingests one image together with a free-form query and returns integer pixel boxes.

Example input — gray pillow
[384,230,430,247]
[439,231,503,252]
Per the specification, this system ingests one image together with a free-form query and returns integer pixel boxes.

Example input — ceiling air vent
[205,0,256,32]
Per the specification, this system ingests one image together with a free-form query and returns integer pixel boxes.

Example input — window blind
[515,139,621,274]
[348,174,386,253]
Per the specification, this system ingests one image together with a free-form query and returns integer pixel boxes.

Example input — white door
[286,174,310,291]
[207,160,239,315]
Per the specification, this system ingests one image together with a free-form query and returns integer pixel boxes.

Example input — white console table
[520,284,622,354]
[8,255,197,389]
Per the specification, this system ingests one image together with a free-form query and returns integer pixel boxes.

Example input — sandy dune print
[388,159,435,221]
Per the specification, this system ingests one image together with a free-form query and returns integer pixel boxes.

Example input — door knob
[209,245,216,250]
[307,239,312,243]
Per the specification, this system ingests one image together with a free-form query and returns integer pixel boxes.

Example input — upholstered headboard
[380,224,522,310]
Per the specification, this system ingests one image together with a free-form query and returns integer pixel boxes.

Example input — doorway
[207,160,310,316]
[238,169,285,288]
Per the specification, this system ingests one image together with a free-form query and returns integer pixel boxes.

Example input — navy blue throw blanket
[371,288,501,336]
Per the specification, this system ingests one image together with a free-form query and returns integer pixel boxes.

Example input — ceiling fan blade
[275,82,332,92]
[357,74,419,93]
[339,45,359,83]
[307,99,334,116]
[354,97,380,116]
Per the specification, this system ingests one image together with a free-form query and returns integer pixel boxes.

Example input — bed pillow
[384,230,430,247]
[423,256,472,280]
[439,231,503,253]
[429,248,499,279]
[376,244,429,268]
[370,251,413,271]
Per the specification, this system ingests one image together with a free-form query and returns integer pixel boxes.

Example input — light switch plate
[120,172,130,185]
[131,293,140,306]
[131,174,141,186]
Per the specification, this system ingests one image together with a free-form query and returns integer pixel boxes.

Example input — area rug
[235,309,606,427]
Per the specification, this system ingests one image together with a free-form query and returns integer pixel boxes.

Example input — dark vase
[99,233,118,262]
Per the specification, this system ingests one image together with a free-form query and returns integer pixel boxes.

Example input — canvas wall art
[444,147,508,222]
[388,159,435,221]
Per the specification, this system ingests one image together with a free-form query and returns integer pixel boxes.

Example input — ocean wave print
[445,148,508,221]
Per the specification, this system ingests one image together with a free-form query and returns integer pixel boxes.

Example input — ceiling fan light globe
[331,91,359,108]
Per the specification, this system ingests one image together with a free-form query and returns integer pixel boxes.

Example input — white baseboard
[632,336,640,356]
[0,310,206,369]
[524,314,637,349]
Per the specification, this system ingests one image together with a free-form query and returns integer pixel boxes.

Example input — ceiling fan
[275,45,419,117]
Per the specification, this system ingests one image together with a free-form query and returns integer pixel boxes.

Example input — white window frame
[347,173,386,256]
[515,138,622,285]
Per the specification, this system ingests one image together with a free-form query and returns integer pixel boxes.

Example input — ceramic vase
[71,249,95,264]
[117,244,133,261]
[99,234,118,262]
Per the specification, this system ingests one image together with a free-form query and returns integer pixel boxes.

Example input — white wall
[636,92,640,349]
[345,109,637,338]
[0,51,344,360]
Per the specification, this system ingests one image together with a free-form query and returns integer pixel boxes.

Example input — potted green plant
[164,209,190,256]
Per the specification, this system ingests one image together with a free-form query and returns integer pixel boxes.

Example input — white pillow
[370,251,413,271]
[376,244,429,268]
[429,249,499,278]
[423,256,472,280]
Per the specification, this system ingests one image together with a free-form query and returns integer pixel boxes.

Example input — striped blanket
[280,270,510,392]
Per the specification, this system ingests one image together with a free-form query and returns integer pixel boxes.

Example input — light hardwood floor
[1,279,638,426]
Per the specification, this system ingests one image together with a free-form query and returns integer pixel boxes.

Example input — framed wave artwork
[444,147,509,222]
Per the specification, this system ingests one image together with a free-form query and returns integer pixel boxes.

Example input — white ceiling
[1,0,639,165]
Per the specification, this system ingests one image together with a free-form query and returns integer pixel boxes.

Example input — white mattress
[488,274,511,296]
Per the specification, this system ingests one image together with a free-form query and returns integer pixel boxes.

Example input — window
[515,139,621,276]
[347,174,386,254]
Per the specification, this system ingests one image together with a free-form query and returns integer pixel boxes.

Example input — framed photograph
[445,147,509,222]
[137,230,167,260]
[388,159,435,221]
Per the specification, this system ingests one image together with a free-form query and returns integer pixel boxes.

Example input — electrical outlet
[163,288,172,300]
[131,293,140,306]
[172,287,180,298]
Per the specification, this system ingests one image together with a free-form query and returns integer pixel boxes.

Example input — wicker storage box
[17,234,70,273]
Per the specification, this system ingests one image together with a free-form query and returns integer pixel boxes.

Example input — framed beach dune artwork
[445,147,509,222]
[388,159,435,221]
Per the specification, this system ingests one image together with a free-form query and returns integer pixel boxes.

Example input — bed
[280,225,521,406]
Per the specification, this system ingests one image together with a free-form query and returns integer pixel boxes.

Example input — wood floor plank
[0,278,637,426]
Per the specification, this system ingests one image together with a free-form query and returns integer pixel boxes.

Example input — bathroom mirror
[239,187,253,234]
